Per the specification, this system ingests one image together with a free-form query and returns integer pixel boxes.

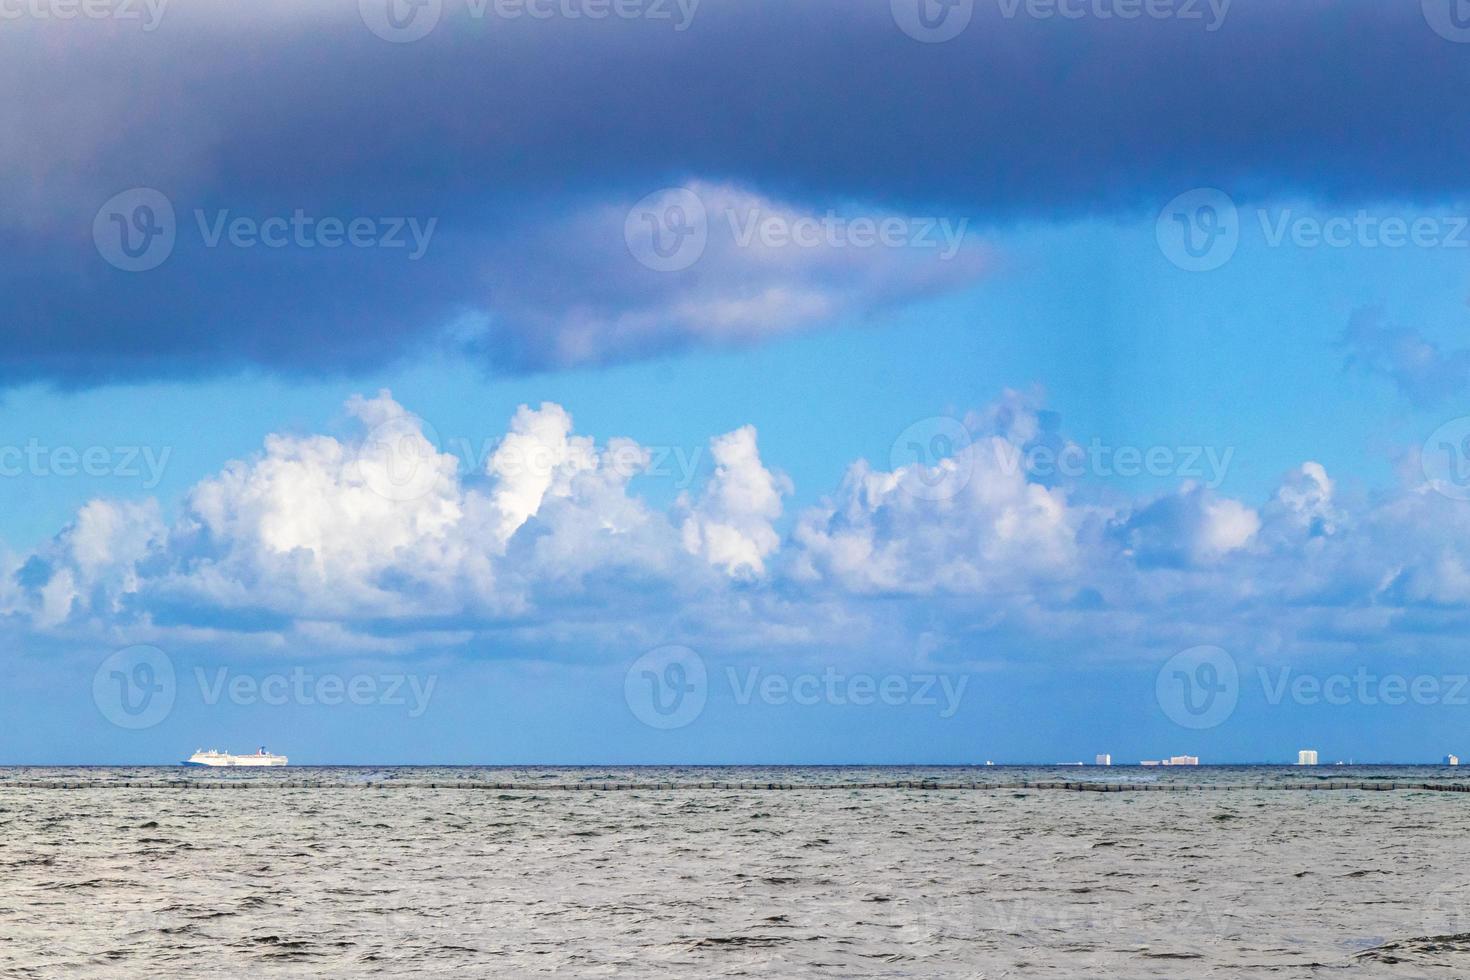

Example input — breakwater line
[5,780,1470,792]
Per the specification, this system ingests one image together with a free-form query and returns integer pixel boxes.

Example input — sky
[4,0,1470,764]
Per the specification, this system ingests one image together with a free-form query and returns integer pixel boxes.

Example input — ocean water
[2,766,1468,977]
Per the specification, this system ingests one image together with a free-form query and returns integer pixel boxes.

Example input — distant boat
[183,747,287,767]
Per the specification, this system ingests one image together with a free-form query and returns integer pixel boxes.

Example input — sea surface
[2,766,1468,977]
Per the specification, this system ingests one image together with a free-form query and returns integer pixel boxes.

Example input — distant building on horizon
[1446,755,1460,766]
[1298,749,1319,766]
[1095,754,1111,766]
[1141,755,1198,766]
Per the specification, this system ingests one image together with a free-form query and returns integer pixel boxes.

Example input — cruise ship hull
[183,749,288,767]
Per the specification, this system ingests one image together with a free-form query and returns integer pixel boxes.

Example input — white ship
[183,747,288,767]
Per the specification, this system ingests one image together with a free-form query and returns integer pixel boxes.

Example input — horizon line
[0,761,1462,769]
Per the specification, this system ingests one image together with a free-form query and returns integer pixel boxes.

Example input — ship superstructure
[183,747,288,767]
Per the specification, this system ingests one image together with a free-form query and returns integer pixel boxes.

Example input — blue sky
[4,0,1470,764]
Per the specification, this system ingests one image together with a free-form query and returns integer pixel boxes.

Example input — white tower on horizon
[1297,749,1319,766]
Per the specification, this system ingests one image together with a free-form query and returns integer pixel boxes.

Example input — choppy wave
[5,763,1470,788]
[1,767,1468,977]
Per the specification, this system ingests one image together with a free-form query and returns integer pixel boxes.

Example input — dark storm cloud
[3,0,1467,385]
